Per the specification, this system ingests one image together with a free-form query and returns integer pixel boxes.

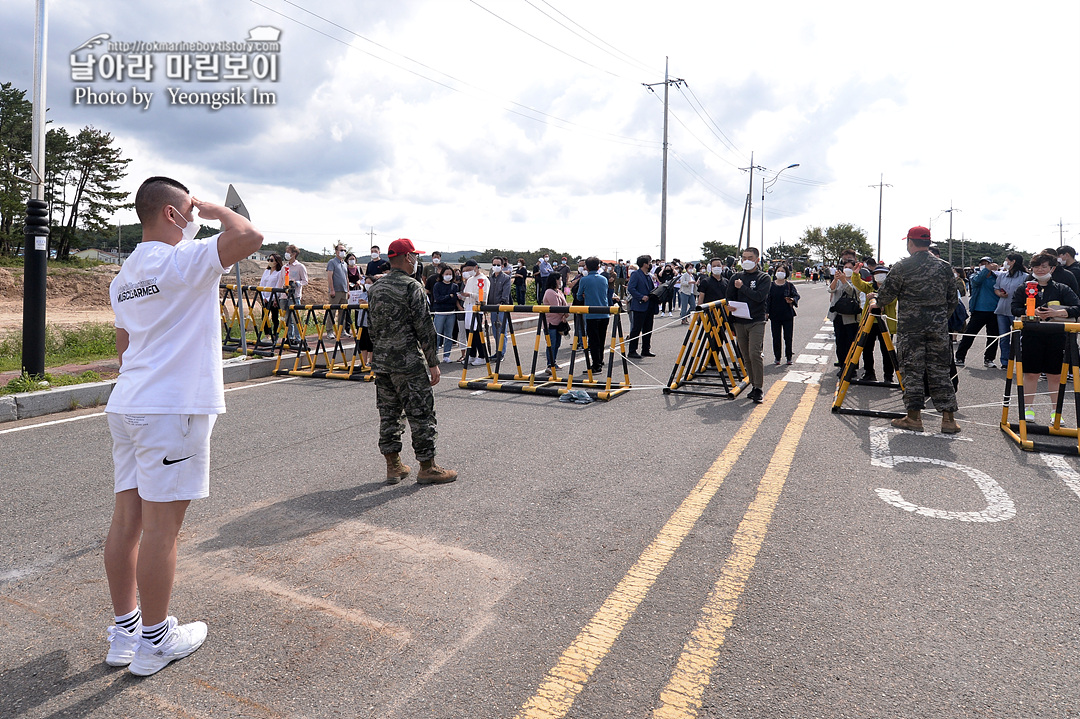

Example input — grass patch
[0,323,117,372]
[0,369,102,395]
[0,255,109,269]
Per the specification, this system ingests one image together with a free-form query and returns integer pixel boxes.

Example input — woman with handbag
[542,275,570,370]
[767,265,800,365]
[829,258,862,376]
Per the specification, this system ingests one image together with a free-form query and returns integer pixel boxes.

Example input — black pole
[21,199,50,377]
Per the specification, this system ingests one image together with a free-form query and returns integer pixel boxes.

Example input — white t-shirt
[106,234,230,415]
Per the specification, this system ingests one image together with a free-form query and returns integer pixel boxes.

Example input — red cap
[905,226,931,241]
[387,238,423,257]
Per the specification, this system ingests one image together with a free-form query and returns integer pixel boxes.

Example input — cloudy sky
[2,0,1078,264]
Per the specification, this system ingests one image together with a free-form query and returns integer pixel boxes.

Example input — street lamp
[761,163,800,256]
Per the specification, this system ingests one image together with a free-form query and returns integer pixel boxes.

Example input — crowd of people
[826,234,1080,428]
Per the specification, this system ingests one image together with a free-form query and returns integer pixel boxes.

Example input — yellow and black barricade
[220,283,292,357]
[272,302,375,382]
[832,303,906,418]
[458,304,631,401]
[1000,320,1080,454]
[664,299,749,399]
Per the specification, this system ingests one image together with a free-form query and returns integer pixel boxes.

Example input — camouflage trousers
[375,371,437,461]
[895,330,958,413]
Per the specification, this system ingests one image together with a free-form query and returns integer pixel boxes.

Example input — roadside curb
[0,356,279,424]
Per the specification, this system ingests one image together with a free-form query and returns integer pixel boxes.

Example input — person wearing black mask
[726,247,771,402]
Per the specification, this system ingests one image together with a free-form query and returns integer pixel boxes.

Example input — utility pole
[366,227,377,246]
[868,174,892,261]
[943,202,961,265]
[643,57,685,262]
[739,151,764,255]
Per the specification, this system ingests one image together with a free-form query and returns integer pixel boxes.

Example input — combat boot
[940,411,961,434]
[384,453,411,484]
[891,409,923,432]
[417,460,458,485]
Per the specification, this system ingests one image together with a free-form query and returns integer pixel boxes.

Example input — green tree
[700,240,739,262]
[765,241,810,262]
[799,223,873,265]
[0,82,33,255]
[51,126,132,259]
[949,239,1025,267]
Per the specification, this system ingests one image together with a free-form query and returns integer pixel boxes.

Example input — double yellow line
[516,380,819,719]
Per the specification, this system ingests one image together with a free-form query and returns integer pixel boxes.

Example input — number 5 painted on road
[869,426,1016,523]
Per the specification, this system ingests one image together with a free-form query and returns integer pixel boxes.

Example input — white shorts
[108,413,217,502]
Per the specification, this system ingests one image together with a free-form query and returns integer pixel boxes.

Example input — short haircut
[371,245,380,252]
[134,176,189,225]
[636,254,652,267]
[1058,246,1076,258]
[585,256,600,271]
[1031,252,1057,268]
[285,244,299,257]
[709,257,723,265]
[840,248,857,257]
[336,242,346,251]
[742,247,760,258]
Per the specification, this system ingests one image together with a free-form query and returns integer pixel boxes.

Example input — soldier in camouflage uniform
[367,238,458,485]
[872,226,961,434]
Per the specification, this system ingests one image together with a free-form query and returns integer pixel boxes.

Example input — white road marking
[0,377,296,435]
[781,371,821,385]
[869,426,1015,523]
[805,342,834,350]
[819,326,833,332]
[0,411,105,435]
[813,334,832,340]
[794,354,828,365]
[1039,454,1080,500]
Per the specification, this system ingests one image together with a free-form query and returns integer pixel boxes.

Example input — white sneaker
[106,624,140,667]
[470,357,486,366]
[129,617,207,676]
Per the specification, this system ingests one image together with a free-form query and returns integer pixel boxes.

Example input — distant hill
[433,250,481,263]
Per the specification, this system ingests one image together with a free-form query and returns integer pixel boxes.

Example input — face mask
[843,268,854,277]
[347,259,356,266]
[1033,269,1052,283]
[543,256,550,262]
[371,252,380,260]
[170,206,199,242]
[284,253,292,261]
[337,250,346,258]
[711,266,723,276]
[463,270,475,279]
[741,260,756,271]
[492,265,502,273]
[443,274,453,282]
[1058,258,1066,265]
[776,271,787,280]
[874,273,887,283]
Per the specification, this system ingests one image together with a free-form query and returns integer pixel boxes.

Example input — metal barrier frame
[458,304,631,401]
[1000,320,1080,455]
[664,299,750,399]
[832,305,907,418]
[272,302,375,382]
[220,283,291,357]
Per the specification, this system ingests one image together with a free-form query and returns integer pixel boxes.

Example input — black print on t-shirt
[115,278,160,303]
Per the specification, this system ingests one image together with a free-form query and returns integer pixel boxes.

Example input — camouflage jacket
[875,250,958,333]
[367,268,438,374]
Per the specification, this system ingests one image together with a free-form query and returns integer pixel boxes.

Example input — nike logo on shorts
[162,455,196,466]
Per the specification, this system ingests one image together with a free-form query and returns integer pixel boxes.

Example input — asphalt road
[1,281,1078,719]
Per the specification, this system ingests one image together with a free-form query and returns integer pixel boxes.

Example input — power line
[677,84,743,158]
[520,0,655,76]
[465,0,623,78]
[536,0,656,74]
[252,0,660,149]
